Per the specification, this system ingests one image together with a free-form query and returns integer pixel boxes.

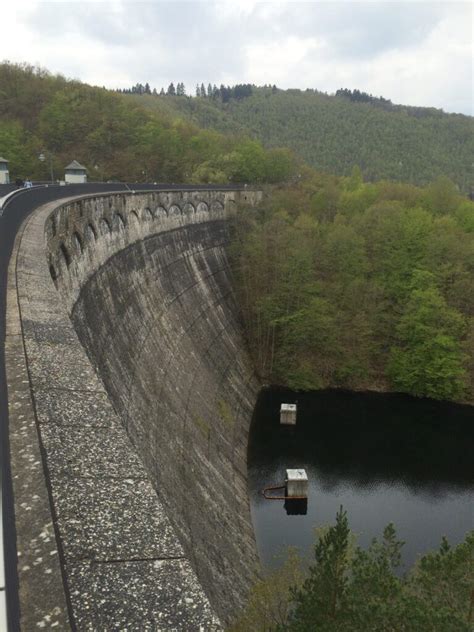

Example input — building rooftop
[0,157,8,163]
[286,469,308,481]
[65,160,87,171]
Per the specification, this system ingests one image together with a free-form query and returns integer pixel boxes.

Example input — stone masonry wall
[7,189,262,629]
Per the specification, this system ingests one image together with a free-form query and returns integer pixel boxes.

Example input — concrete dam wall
[6,189,262,630]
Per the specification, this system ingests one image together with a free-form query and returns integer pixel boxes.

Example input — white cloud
[243,1,473,113]
[345,6,474,112]
[1,1,472,113]
[245,36,325,85]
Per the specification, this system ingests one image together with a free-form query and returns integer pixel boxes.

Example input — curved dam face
[7,189,262,629]
[69,198,260,619]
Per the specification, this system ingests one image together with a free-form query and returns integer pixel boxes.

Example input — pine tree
[288,506,351,628]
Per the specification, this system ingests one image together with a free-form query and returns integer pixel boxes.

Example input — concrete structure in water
[286,469,308,498]
[280,402,297,425]
[5,187,263,630]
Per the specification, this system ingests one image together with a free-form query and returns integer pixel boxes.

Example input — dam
[2,186,262,630]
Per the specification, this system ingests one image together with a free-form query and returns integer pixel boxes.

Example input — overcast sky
[3,1,473,114]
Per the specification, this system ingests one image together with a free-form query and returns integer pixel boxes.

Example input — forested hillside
[230,169,474,403]
[0,63,296,184]
[125,87,474,192]
[2,62,472,193]
[1,62,472,402]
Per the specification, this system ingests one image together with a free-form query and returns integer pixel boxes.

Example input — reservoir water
[248,388,473,572]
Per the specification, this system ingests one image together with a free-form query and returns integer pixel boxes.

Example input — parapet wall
[7,188,262,630]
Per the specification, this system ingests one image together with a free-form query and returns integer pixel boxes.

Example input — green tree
[345,164,363,191]
[454,200,474,233]
[423,175,461,214]
[280,512,473,632]
[223,139,267,182]
[263,148,296,183]
[388,271,467,399]
[190,161,228,184]
[272,295,340,390]
[230,507,473,631]
[287,506,351,629]
[347,525,402,625]
[309,177,341,222]
[360,204,433,305]
[228,549,304,632]
[0,119,37,178]
[408,532,474,628]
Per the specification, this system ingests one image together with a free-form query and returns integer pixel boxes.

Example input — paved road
[0,185,17,197]
[0,182,245,631]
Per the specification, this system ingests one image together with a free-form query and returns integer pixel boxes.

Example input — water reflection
[284,498,308,515]
[248,388,474,571]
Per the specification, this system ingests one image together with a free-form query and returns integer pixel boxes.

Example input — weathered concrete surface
[7,189,262,629]
[5,223,71,631]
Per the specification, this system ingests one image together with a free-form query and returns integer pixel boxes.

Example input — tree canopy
[125,85,474,193]
[230,173,474,402]
[0,62,296,184]
[230,509,474,631]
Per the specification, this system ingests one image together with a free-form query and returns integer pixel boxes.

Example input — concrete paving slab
[50,476,185,563]
[67,558,220,631]
[20,341,101,392]
[33,389,117,427]
[40,424,144,479]
[21,319,79,346]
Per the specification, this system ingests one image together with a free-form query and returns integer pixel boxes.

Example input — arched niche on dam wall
[7,188,262,630]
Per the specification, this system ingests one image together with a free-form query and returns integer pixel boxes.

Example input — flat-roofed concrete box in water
[280,403,297,425]
[286,469,308,498]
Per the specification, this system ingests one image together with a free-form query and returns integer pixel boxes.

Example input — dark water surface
[248,388,473,572]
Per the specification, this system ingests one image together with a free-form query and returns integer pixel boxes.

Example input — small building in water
[286,469,308,498]
[280,403,297,425]
[0,157,10,184]
[64,160,87,184]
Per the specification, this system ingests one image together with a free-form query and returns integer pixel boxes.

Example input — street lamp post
[38,151,54,183]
